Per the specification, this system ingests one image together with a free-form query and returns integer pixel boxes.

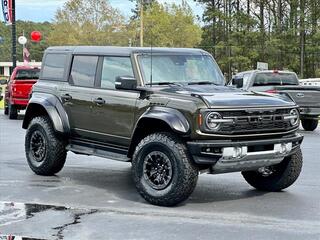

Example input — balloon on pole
[30,31,42,42]
[18,36,27,45]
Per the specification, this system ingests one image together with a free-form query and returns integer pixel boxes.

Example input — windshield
[253,72,299,86]
[15,69,40,80]
[138,54,225,85]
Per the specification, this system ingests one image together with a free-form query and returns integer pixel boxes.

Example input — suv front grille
[204,108,296,135]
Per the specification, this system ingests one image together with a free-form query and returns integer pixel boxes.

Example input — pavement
[0,111,319,240]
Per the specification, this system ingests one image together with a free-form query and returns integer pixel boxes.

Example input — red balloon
[31,31,41,42]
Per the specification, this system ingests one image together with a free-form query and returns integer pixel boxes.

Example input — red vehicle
[4,66,40,119]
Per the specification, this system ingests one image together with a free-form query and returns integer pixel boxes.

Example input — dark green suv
[23,46,303,206]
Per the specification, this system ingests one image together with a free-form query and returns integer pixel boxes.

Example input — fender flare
[22,92,70,134]
[136,106,190,134]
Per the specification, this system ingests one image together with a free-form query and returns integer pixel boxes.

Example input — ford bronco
[23,46,303,206]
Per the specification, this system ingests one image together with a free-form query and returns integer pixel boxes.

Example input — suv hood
[157,84,295,108]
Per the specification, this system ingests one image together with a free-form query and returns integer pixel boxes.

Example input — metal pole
[11,0,16,69]
[140,0,143,47]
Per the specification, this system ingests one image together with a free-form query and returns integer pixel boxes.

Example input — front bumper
[187,134,303,174]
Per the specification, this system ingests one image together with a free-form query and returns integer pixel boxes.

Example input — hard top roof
[45,46,209,56]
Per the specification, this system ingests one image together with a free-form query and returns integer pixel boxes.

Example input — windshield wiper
[145,82,179,86]
[187,81,219,85]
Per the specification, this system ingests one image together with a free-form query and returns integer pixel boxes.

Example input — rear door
[61,55,100,139]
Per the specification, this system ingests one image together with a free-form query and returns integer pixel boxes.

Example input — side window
[242,73,250,87]
[101,57,134,89]
[42,54,67,80]
[70,55,98,87]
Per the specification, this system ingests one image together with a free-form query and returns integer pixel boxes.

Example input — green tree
[47,0,132,46]
[0,21,52,62]
[129,1,202,48]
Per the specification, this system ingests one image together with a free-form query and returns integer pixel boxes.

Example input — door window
[70,56,98,87]
[101,57,134,89]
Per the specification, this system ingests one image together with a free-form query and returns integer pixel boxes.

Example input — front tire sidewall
[135,142,179,198]
[132,133,198,206]
[242,148,303,191]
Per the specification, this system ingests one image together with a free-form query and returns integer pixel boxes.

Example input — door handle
[93,97,105,105]
[61,94,72,101]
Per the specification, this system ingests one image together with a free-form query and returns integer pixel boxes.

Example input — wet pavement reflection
[0,202,98,240]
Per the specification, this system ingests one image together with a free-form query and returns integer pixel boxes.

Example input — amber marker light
[198,113,203,126]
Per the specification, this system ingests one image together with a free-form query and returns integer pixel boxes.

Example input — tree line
[0,0,319,79]
[197,0,320,78]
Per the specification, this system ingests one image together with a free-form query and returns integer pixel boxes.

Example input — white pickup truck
[231,70,320,131]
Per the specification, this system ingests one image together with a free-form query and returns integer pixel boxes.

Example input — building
[0,61,42,77]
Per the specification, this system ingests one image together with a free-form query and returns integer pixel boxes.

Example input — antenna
[150,27,153,86]
[150,7,153,87]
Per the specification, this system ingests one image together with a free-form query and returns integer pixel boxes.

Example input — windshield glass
[15,69,40,80]
[138,54,225,85]
[253,72,298,86]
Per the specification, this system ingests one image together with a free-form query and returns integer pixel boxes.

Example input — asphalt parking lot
[0,111,319,240]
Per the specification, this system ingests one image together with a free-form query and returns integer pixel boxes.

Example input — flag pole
[11,0,16,69]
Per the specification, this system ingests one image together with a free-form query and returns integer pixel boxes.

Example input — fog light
[234,147,242,158]
[280,144,287,154]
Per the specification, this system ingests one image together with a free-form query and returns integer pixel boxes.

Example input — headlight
[206,112,222,130]
[289,109,299,126]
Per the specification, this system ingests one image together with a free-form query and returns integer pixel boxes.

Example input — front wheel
[132,132,198,206]
[25,116,67,176]
[301,119,318,131]
[242,148,302,191]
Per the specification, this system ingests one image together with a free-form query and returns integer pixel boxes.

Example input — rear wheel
[4,105,8,115]
[301,119,318,131]
[242,148,302,191]
[8,103,18,119]
[25,116,67,176]
[132,132,198,206]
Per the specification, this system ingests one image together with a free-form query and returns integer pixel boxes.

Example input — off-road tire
[132,132,198,206]
[242,148,302,191]
[301,119,318,131]
[8,103,18,119]
[25,116,67,176]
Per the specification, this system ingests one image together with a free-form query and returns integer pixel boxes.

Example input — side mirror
[115,76,137,90]
[232,77,243,88]
[0,79,8,85]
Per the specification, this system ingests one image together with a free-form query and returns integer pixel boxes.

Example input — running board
[66,140,130,162]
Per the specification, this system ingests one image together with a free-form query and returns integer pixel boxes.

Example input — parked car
[0,78,7,102]
[4,66,40,119]
[231,70,320,131]
[23,46,303,206]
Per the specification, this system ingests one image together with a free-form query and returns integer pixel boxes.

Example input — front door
[89,56,139,147]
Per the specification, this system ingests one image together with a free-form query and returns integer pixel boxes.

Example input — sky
[14,0,204,23]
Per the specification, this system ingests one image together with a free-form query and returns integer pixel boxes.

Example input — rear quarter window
[41,53,67,80]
